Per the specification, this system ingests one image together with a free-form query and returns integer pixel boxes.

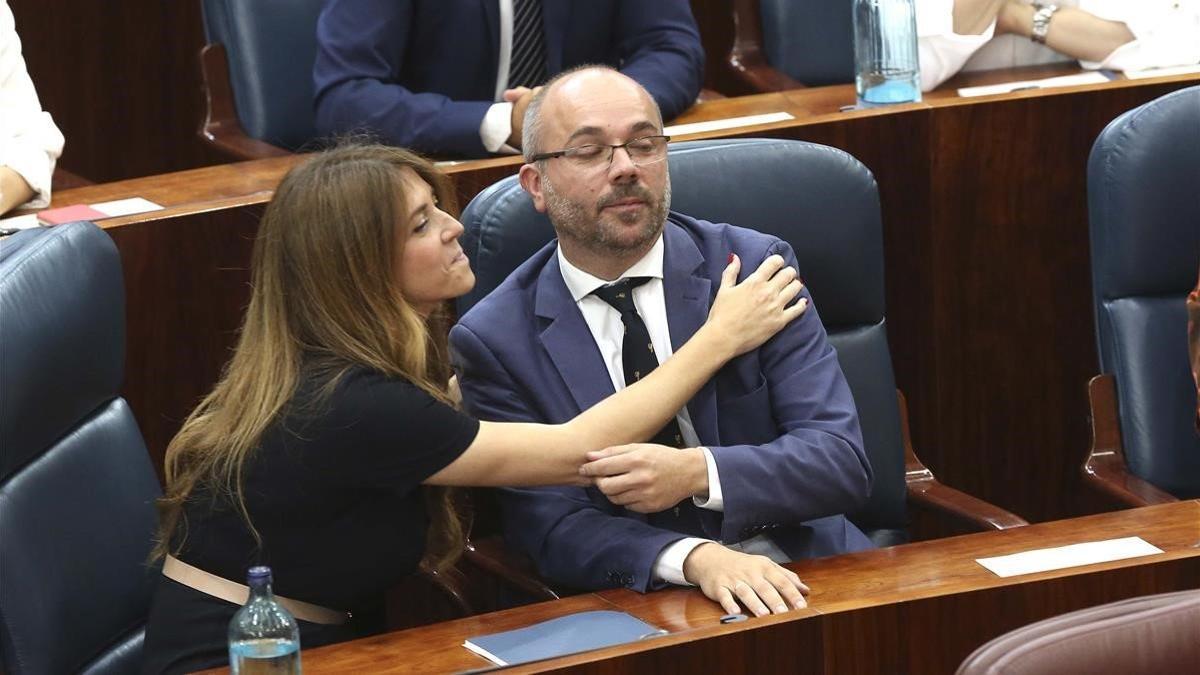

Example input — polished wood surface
[196,501,1198,674]
[32,69,1200,522]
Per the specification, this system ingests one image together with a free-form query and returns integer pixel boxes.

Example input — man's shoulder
[453,241,557,339]
[668,212,788,263]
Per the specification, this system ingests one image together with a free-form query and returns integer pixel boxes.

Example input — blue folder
[463,610,666,666]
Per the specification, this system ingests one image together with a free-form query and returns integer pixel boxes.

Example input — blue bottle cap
[247,566,272,584]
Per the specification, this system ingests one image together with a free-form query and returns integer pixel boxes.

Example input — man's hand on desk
[683,543,810,617]
[581,444,708,514]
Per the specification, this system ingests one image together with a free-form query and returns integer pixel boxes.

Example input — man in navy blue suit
[450,66,873,616]
[312,0,704,158]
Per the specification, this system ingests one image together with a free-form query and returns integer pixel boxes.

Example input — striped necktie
[509,0,547,89]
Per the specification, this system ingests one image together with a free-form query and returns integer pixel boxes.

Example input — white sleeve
[480,101,520,155]
[0,3,63,209]
[692,446,724,512]
[916,0,997,92]
[651,537,709,586]
[1078,0,1200,72]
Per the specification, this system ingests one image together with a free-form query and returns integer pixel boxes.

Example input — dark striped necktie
[509,0,547,89]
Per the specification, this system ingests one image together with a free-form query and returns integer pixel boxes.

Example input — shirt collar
[557,234,665,303]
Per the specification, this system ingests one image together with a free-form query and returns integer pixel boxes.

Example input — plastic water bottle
[853,0,921,107]
[228,566,301,674]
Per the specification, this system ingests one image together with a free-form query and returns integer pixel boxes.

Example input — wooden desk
[38,68,1199,522]
[201,501,1198,674]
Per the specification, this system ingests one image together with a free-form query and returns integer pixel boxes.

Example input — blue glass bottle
[853,0,922,107]
[228,566,301,674]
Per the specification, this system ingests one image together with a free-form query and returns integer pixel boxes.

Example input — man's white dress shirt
[480,0,522,153]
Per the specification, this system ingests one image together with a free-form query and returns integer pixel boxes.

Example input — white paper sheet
[90,197,164,218]
[664,112,795,137]
[976,536,1163,578]
[0,213,42,230]
[1124,64,1200,80]
[957,72,1110,98]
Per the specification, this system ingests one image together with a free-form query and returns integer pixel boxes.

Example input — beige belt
[163,555,350,625]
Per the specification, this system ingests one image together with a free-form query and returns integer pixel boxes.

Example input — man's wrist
[681,541,719,584]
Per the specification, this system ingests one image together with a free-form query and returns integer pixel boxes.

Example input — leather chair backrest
[458,139,908,545]
[760,0,856,87]
[201,0,324,150]
[0,223,161,675]
[957,590,1200,675]
[1087,85,1200,498]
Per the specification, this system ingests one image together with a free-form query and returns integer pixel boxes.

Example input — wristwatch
[1030,3,1059,44]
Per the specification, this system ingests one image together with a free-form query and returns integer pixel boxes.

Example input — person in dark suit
[450,66,874,618]
[312,0,704,158]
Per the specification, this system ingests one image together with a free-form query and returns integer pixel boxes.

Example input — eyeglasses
[531,135,671,169]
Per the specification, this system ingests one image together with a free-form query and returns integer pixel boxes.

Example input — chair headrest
[1088,85,1200,315]
[201,0,324,149]
[759,0,855,86]
[458,138,884,329]
[0,223,125,480]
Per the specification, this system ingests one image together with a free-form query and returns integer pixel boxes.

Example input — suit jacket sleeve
[707,240,873,543]
[449,322,688,593]
[313,0,494,157]
[611,0,704,121]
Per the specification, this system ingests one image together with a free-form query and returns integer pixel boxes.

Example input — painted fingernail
[727,252,735,264]
[776,605,788,613]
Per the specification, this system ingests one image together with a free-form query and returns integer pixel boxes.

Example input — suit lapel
[541,0,569,74]
[535,252,615,413]
[479,0,500,81]
[662,222,721,447]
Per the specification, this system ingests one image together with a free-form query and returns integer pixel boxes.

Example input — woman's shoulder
[289,365,444,429]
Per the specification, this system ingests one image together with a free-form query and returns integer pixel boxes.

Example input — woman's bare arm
[427,254,807,486]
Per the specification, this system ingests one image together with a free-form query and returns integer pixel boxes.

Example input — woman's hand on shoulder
[705,253,807,358]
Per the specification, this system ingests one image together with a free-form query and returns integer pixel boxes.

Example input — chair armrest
[464,537,559,602]
[728,0,806,92]
[198,43,293,162]
[898,390,1029,531]
[907,475,1030,530]
[1083,375,1179,508]
[417,562,473,617]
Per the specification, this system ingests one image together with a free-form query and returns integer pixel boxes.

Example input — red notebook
[38,204,108,225]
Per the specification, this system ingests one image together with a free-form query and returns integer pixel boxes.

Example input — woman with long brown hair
[140,143,806,673]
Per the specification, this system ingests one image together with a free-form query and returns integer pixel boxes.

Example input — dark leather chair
[0,223,161,674]
[198,0,324,160]
[729,0,855,92]
[1082,85,1200,506]
[957,590,1200,675]
[454,138,1026,598]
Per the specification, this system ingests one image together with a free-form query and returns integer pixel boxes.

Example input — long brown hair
[153,143,465,572]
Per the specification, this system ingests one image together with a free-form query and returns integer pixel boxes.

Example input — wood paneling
[8,0,216,183]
